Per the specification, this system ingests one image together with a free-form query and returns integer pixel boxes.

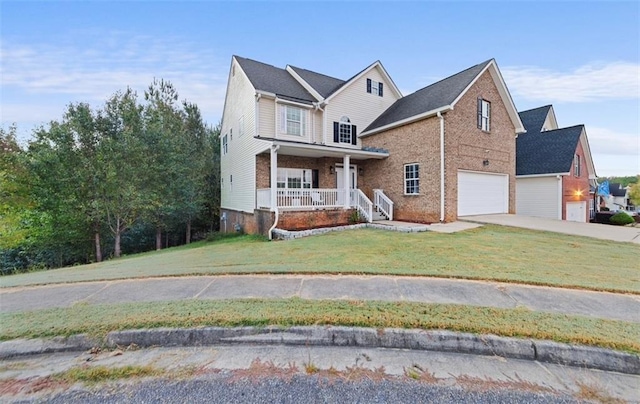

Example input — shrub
[610,212,634,226]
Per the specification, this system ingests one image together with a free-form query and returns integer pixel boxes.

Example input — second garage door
[458,171,509,216]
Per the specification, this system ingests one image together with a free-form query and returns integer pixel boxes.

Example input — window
[333,116,357,145]
[366,78,383,97]
[222,134,228,155]
[239,116,245,137]
[279,105,307,136]
[477,98,491,131]
[277,168,312,189]
[404,164,419,195]
[574,154,581,177]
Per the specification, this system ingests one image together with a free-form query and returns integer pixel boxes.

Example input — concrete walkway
[462,214,640,243]
[2,275,638,323]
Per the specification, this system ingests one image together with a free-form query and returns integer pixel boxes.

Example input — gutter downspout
[438,111,445,222]
[268,144,280,240]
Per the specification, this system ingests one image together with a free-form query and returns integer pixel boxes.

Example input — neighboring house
[220,56,524,236]
[603,182,633,211]
[515,105,597,222]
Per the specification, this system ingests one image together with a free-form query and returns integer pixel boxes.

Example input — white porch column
[270,145,279,211]
[343,154,350,209]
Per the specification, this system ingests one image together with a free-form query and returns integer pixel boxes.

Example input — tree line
[0,80,220,274]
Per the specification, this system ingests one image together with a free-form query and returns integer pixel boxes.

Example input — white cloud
[587,126,639,156]
[502,62,640,102]
[0,33,229,127]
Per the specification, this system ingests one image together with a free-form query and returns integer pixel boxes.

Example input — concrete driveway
[461,214,640,244]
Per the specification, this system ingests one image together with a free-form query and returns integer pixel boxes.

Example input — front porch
[256,141,394,223]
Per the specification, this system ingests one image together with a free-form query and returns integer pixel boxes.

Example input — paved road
[3,345,638,402]
[1,274,638,323]
[462,213,640,243]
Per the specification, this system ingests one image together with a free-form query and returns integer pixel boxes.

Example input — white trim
[516,172,569,178]
[359,105,453,137]
[285,66,324,102]
[269,139,389,159]
[275,97,315,109]
[325,61,402,103]
[404,163,420,195]
[556,175,563,220]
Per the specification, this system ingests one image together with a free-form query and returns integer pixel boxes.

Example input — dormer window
[333,116,357,145]
[366,79,383,97]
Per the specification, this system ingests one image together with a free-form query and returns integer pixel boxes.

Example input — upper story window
[404,163,419,195]
[574,154,581,177]
[333,116,357,145]
[222,134,228,155]
[477,98,491,132]
[279,105,307,136]
[366,78,383,97]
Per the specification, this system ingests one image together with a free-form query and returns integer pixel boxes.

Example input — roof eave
[359,105,453,138]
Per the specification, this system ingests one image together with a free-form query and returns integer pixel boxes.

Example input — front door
[336,166,356,205]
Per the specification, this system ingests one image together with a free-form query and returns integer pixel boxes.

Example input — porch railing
[351,189,373,223]
[373,189,394,220]
[257,188,346,209]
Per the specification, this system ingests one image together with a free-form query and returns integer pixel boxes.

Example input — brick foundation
[278,209,355,231]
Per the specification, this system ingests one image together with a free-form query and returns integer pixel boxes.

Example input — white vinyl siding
[457,171,508,216]
[516,176,561,220]
[220,57,270,213]
[325,66,400,147]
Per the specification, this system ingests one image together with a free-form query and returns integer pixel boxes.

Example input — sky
[1,1,638,177]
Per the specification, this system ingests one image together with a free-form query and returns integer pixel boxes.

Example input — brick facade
[561,138,590,221]
[362,70,516,222]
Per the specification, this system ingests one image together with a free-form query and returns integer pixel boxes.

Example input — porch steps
[372,210,388,221]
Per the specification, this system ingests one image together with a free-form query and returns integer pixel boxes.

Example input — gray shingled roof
[516,125,584,175]
[288,66,345,98]
[363,60,492,133]
[609,183,627,197]
[234,56,315,103]
[518,105,552,134]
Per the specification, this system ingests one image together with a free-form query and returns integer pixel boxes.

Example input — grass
[53,365,161,384]
[1,298,638,353]
[1,226,639,293]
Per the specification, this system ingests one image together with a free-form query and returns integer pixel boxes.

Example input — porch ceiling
[258,138,389,160]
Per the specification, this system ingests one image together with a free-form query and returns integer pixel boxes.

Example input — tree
[629,180,640,206]
[142,78,184,249]
[98,88,147,258]
[0,124,31,249]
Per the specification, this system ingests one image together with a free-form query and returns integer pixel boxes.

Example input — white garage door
[566,201,587,222]
[458,171,509,216]
[516,177,561,220]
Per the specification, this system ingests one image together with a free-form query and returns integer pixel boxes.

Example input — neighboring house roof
[516,125,584,175]
[287,66,345,99]
[518,105,553,134]
[364,60,492,133]
[609,183,627,197]
[234,56,315,104]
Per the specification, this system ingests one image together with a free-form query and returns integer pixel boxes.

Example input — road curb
[1,326,638,375]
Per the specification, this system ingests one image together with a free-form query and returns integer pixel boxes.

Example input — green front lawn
[2,225,639,293]
[2,299,638,353]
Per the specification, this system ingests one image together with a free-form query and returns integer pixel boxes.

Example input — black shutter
[351,125,357,145]
[379,83,383,97]
[333,121,339,142]
[366,78,372,93]
[477,98,482,129]
[312,169,319,188]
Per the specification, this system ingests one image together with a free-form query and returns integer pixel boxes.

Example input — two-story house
[220,56,524,237]
[515,105,597,222]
